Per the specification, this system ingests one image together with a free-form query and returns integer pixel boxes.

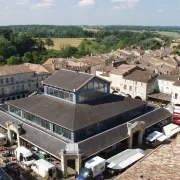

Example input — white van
[15,146,35,166]
[0,133,7,146]
[31,159,57,178]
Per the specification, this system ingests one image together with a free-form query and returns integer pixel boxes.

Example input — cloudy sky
[0,0,179,26]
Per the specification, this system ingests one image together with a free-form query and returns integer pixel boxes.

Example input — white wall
[172,85,180,105]
[157,79,174,94]
[96,71,111,82]
[109,73,149,100]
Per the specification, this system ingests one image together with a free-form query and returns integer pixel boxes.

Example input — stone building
[0,69,172,175]
[0,64,51,103]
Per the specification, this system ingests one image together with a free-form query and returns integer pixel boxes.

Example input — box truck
[31,159,57,178]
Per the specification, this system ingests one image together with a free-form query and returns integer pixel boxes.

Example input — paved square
[116,139,180,180]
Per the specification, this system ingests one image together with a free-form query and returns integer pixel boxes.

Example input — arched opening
[1,99,5,104]
[7,97,11,101]
[17,95,20,99]
[127,94,132,98]
[12,96,15,100]
[135,96,142,100]
[112,90,118,94]
[22,94,26,98]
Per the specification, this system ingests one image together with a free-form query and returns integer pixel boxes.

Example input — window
[6,78,9,84]
[11,86,15,92]
[64,91,69,100]
[16,85,20,91]
[59,90,64,99]
[124,85,127,90]
[9,105,21,117]
[88,81,94,89]
[54,88,59,97]
[135,87,137,92]
[1,88,4,95]
[21,84,24,91]
[175,93,178,99]
[11,77,14,83]
[135,82,137,85]
[28,83,31,88]
[49,88,54,96]
[0,79,3,85]
[129,86,132,91]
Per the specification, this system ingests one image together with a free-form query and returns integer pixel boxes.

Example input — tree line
[0,27,172,66]
[1,25,95,38]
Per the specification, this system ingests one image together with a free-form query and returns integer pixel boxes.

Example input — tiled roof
[110,64,137,75]
[24,63,50,74]
[124,70,157,83]
[157,74,179,81]
[0,64,34,76]
[43,69,94,91]
[117,138,180,180]
[173,80,180,87]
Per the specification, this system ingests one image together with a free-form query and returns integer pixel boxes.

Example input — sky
[0,0,180,26]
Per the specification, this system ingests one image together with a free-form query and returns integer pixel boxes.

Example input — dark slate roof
[0,110,66,158]
[157,74,179,81]
[173,80,180,87]
[8,94,147,131]
[147,93,171,102]
[124,70,157,83]
[43,69,94,91]
[78,108,171,156]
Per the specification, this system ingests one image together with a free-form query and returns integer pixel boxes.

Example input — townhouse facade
[0,64,51,103]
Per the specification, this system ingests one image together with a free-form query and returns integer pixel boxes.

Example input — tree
[22,52,34,63]
[61,46,78,58]
[116,40,128,49]
[0,55,6,65]
[79,41,86,55]
[45,38,54,49]
[101,35,119,48]
[7,56,21,65]
[0,40,17,58]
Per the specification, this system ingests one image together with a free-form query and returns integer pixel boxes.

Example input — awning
[157,135,168,142]
[147,93,171,102]
[170,127,180,137]
[146,131,164,142]
[106,149,145,170]
[163,123,180,138]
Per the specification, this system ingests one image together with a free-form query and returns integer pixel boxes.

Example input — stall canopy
[106,149,145,170]
[146,131,168,142]
[163,123,180,138]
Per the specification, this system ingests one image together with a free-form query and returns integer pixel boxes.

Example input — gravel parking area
[116,138,180,180]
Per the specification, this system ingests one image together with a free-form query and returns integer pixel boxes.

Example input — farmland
[156,31,180,38]
[41,38,94,50]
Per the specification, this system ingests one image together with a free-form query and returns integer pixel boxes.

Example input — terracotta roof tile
[110,64,137,75]
[0,64,34,76]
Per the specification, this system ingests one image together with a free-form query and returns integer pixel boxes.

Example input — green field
[41,38,94,50]
[156,31,180,38]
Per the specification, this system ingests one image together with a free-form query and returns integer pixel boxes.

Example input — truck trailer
[77,148,145,180]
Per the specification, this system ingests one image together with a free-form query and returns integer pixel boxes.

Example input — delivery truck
[31,159,57,178]
[15,146,35,167]
[77,149,145,180]
[77,156,105,180]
